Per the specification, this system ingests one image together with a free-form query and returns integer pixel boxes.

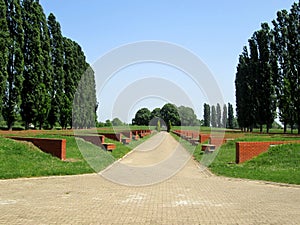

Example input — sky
[40,0,296,123]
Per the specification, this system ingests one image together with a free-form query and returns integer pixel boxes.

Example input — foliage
[72,65,97,129]
[227,103,234,129]
[0,0,94,130]
[160,103,180,130]
[203,103,210,127]
[216,103,221,128]
[235,1,299,133]
[111,117,124,126]
[210,105,217,127]
[132,107,151,126]
[150,108,161,119]
[222,104,227,128]
[177,105,198,126]
[0,0,8,116]
[156,119,161,132]
[47,13,64,129]
[2,0,24,130]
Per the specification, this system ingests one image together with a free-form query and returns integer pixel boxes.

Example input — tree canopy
[0,0,95,130]
[235,1,299,133]
[132,108,151,126]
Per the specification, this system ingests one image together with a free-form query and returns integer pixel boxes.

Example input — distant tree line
[0,0,96,130]
[132,103,200,132]
[203,103,235,128]
[235,1,299,133]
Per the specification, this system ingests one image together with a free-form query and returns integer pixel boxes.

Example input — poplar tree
[73,65,97,129]
[211,105,217,128]
[272,9,292,133]
[47,13,64,129]
[222,104,227,128]
[0,0,9,117]
[288,2,300,133]
[272,2,300,133]
[216,103,221,128]
[228,103,234,129]
[21,0,52,129]
[3,0,24,130]
[252,23,276,133]
[235,48,251,131]
[203,103,210,127]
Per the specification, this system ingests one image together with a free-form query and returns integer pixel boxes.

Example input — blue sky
[41,0,296,122]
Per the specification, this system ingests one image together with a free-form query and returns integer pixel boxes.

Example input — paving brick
[0,132,299,224]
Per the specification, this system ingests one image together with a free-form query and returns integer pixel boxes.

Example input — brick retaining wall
[236,140,300,163]
[8,137,66,160]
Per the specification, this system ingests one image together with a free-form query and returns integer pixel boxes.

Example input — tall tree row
[203,103,234,128]
[0,0,95,130]
[235,1,299,133]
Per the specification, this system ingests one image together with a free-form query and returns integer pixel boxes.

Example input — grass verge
[209,141,300,185]
[0,131,155,179]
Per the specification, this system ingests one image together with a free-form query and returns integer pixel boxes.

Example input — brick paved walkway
[1,132,299,224]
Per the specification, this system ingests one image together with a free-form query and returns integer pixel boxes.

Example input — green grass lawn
[0,136,96,179]
[209,140,300,185]
[0,130,154,179]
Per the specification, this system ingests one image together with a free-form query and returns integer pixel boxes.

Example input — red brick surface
[98,133,122,142]
[199,134,210,143]
[209,137,226,146]
[76,135,105,146]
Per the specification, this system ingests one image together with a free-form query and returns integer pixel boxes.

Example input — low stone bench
[184,136,193,141]
[201,144,216,153]
[122,138,131,144]
[76,135,116,151]
[189,139,199,146]
[133,135,139,141]
[102,143,116,151]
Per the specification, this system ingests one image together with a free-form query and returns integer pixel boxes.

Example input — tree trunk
[260,124,263,133]
[8,125,12,131]
[283,123,287,134]
[25,122,29,130]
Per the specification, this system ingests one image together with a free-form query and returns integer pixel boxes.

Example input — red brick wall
[236,140,300,163]
[199,134,210,143]
[98,133,122,142]
[76,135,105,146]
[209,137,226,146]
[121,131,132,139]
[8,137,66,160]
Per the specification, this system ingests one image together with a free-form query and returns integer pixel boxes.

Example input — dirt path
[0,132,299,224]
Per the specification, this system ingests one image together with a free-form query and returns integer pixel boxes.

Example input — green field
[0,129,154,179]
[209,141,300,184]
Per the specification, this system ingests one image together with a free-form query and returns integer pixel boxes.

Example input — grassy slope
[0,131,154,179]
[209,141,300,184]
[0,136,95,179]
